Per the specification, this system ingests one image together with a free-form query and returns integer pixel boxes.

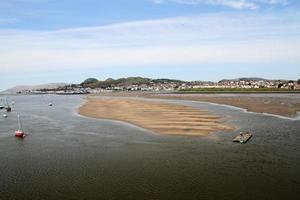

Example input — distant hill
[219,77,268,83]
[1,83,68,94]
[82,77,185,88]
[152,78,184,83]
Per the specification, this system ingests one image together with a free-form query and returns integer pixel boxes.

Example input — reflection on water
[0,95,299,200]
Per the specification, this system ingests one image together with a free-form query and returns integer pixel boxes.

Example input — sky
[0,0,300,90]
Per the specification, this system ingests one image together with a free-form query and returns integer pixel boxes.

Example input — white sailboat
[5,97,12,112]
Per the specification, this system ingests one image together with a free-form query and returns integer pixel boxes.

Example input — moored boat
[233,132,252,143]
[15,130,25,138]
[5,97,12,112]
[6,106,12,112]
[15,114,25,138]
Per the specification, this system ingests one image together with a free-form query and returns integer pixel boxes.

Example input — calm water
[0,95,299,200]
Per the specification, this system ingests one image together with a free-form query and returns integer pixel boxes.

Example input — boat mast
[17,114,22,130]
[6,96,10,107]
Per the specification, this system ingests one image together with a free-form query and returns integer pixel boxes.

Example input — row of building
[15,79,300,94]
[86,79,300,93]
[180,79,300,90]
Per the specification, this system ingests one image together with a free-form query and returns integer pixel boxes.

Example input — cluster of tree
[80,78,99,85]
[80,77,184,88]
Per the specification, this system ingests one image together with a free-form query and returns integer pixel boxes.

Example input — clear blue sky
[0,0,299,90]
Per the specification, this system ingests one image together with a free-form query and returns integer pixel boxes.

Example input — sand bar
[95,92,300,118]
[79,97,234,136]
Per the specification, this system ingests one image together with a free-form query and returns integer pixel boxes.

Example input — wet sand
[79,97,234,136]
[152,94,300,118]
[94,92,300,118]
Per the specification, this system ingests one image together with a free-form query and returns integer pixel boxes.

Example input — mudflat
[150,94,300,118]
[94,92,300,118]
[79,97,234,136]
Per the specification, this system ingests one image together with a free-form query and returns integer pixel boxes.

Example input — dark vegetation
[81,77,184,89]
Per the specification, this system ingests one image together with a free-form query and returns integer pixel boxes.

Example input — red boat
[15,130,25,138]
[15,114,26,138]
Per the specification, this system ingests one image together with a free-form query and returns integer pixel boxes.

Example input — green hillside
[81,77,184,88]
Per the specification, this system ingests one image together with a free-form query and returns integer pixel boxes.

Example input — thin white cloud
[0,11,299,72]
[153,0,289,9]
[0,0,50,7]
[260,0,287,5]
[0,18,18,24]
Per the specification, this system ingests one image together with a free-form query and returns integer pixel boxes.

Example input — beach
[79,97,234,136]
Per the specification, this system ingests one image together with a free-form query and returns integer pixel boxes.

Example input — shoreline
[79,97,234,136]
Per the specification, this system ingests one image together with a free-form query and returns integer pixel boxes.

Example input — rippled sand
[79,97,234,136]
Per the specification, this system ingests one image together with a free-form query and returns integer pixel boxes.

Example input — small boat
[15,130,25,138]
[233,132,252,143]
[0,106,4,109]
[3,114,8,118]
[5,97,12,112]
[49,103,53,106]
[15,114,25,138]
[5,106,12,112]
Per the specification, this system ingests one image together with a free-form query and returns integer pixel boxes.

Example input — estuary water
[0,95,299,200]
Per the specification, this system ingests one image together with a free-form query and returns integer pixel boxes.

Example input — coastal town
[6,77,300,95]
